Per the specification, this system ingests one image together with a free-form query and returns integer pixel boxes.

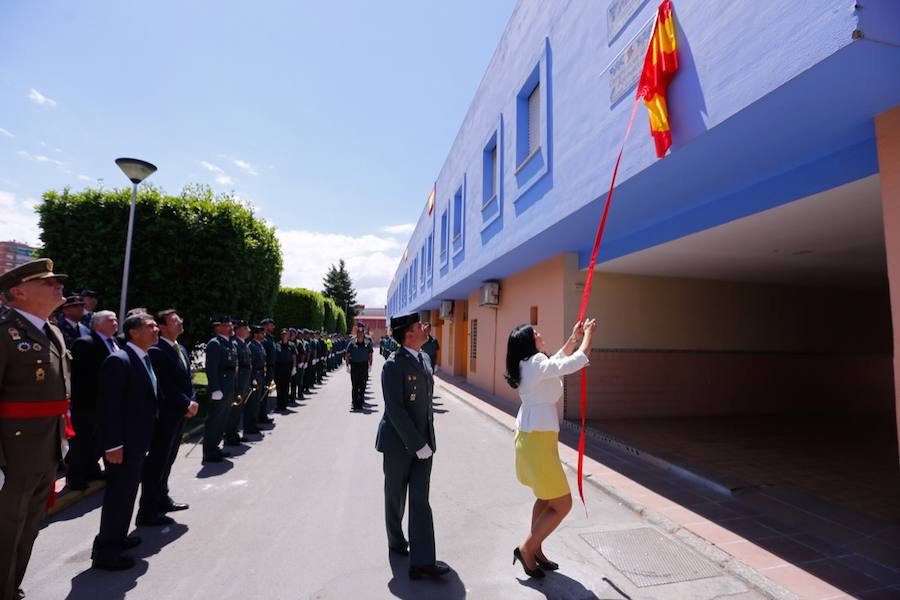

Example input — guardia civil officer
[59,295,89,349]
[294,329,307,401]
[244,326,267,434]
[288,328,300,404]
[224,320,252,446]
[259,318,276,424]
[203,316,237,463]
[346,326,373,410]
[376,312,450,580]
[0,259,70,600]
[273,329,295,412]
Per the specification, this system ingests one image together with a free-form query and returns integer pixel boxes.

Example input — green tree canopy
[37,184,282,348]
[273,287,324,331]
[322,259,358,326]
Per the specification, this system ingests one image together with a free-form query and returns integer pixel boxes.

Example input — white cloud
[0,191,41,246]
[215,174,234,185]
[233,159,258,176]
[200,160,224,174]
[27,88,57,108]
[276,229,404,307]
[0,128,13,138]
[77,175,94,182]
[17,150,65,168]
[382,223,415,235]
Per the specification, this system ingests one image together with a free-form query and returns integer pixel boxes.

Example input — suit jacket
[70,332,115,420]
[0,309,69,472]
[148,338,194,422]
[60,318,88,349]
[376,349,435,456]
[98,346,158,458]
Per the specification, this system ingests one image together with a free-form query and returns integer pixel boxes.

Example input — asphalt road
[24,355,763,599]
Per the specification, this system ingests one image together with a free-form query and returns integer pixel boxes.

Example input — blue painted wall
[387,0,900,318]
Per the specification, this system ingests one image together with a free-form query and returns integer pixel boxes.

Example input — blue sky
[0,0,516,306]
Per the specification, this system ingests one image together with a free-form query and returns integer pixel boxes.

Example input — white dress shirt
[515,349,589,432]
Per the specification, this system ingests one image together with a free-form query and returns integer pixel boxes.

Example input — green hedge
[273,287,324,330]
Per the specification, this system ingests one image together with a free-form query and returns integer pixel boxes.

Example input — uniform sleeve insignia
[8,327,21,341]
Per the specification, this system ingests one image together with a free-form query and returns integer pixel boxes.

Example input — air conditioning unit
[439,300,454,319]
[479,281,500,307]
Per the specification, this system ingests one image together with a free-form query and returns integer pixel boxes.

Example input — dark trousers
[382,450,435,568]
[92,455,145,564]
[0,463,55,598]
[138,412,185,518]
[258,370,274,420]
[304,362,315,390]
[274,363,291,410]
[350,362,368,408]
[243,369,265,432]
[203,373,234,458]
[65,410,102,486]
[226,369,251,439]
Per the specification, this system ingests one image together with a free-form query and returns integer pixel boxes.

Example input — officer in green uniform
[294,330,307,401]
[0,259,70,600]
[303,330,317,393]
[288,328,300,404]
[224,320,251,446]
[273,329,296,412]
[346,327,373,410]
[203,316,237,463]
[376,312,450,580]
[244,326,267,435]
[259,318,276,424]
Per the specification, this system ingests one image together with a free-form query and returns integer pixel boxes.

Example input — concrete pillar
[875,104,900,466]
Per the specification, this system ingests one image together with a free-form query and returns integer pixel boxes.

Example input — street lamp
[114,157,157,331]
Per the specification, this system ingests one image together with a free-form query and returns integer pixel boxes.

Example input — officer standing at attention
[224,320,252,446]
[273,329,295,412]
[346,326,373,411]
[259,318,276,424]
[0,259,70,600]
[59,295,89,349]
[376,312,450,580]
[420,323,440,374]
[294,330,307,402]
[244,326,267,435]
[203,316,237,463]
[288,328,300,405]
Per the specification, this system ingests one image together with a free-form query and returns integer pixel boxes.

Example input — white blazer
[515,348,589,432]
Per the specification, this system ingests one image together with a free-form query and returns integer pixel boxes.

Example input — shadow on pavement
[517,571,604,599]
[195,459,233,478]
[350,406,380,415]
[64,523,188,600]
[386,552,466,599]
[43,492,104,527]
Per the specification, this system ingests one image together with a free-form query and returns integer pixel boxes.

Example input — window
[426,233,434,280]
[452,188,463,240]
[527,83,540,156]
[451,182,465,257]
[530,306,538,326]
[440,209,449,266]
[470,319,477,371]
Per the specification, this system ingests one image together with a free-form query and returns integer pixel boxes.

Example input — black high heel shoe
[535,556,559,571]
[513,547,545,579]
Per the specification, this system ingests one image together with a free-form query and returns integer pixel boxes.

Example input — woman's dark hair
[505,324,539,389]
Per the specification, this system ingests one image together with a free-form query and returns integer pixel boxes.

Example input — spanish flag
[426,185,435,215]
[637,0,678,158]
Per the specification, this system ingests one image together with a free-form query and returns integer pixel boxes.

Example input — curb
[434,376,797,600]
[47,423,207,518]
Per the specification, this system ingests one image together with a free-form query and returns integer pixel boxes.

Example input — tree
[322,259,358,326]
[37,184,282,349]
[273,287,324,330]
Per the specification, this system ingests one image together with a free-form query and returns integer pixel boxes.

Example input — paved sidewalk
[23,354,770,599]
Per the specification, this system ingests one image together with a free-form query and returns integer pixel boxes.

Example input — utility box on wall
[479,281,500,307]
[440,300,454,319]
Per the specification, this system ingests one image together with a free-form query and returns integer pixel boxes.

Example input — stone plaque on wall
[608,18,653,105]
[607,0,650,43]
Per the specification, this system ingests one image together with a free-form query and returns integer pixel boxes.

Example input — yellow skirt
[514,429,570,500]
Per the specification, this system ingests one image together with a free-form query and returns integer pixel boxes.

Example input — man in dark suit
[0,259,70,600]
[67,310,120,490]
[376,312,450,580]
[91,313,160,571]
[137,309,197,526]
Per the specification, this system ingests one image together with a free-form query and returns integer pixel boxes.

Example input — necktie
[107,337,119,353]
[417,353,425,371]
[42,323,62,355]
[175,343,188,370]
[143,355,158,396]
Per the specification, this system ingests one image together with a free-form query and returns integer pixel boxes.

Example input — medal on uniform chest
[31,343,42,351]
[35,367,45,382]
[17,341,30,352]
[8,327,21,341]
[410,392,417,402]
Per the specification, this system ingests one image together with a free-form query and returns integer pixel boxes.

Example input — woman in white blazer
[504,318,596,578]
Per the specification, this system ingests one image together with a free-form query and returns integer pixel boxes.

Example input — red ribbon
[0,399,69,418]
[575,98,641,508]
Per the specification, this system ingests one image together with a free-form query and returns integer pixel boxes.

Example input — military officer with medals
[376,312,450,580]
[259,318,276,424]
[203,316,237,463]
[244,326,267,435]
[0,259,70,600]
[224,320,252,446]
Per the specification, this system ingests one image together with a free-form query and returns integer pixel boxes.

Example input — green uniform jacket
[376,349,435,456]
[205,335,237,394]
[0,309,69,472]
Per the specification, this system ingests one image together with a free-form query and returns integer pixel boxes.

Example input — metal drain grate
[580,528,721,588]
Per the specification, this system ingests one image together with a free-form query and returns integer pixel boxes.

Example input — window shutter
[527,83,541,155]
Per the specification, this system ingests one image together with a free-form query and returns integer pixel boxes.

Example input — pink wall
[876,104,900,463]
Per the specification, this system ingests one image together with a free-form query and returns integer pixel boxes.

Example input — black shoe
[409,561,451,580]
[161,501,189,513]
[389,545,409,556]
[16,589,24,599]
[121,535,142,550]
[244,428,261,435]
[535,556,559,571]
[217,450,232,458]
[136,514,175,527]
[92,555,135,571]
[223,437,242,446]
[513,547,544,578]
[259,417,274,424]
[202,454,224,463]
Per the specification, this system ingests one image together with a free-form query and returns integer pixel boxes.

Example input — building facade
[386,0,900,484]
[0,240,38,275]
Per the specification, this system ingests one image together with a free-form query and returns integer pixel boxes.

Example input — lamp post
[114,157,157,331]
